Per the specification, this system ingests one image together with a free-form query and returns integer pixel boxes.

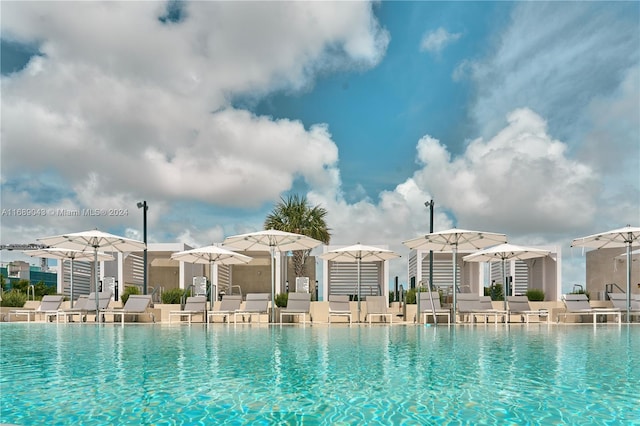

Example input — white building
[407,245,561,301]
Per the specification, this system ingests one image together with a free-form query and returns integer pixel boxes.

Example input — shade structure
[23,248,115,308]
[463,243,550,310]
[403,228,507,322]
[223,229,323,322]
[572,225,640,321]
[170,245,252,304]
[38,229,146,317]
[319,243,400,322]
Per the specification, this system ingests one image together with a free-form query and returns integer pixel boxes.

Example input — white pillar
[117,252,125,301]
[179,260,185,290]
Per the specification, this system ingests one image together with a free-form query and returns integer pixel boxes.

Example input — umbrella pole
[70,258,74,309]
[502,258,508,311]
[94,246,99,322]
[210,260,214,312]
[270,246,276,323]
[357,257,361,323]
[452,246,457,324]
[626,242,631,322]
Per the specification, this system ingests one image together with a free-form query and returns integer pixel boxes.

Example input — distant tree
[264,195,331,278]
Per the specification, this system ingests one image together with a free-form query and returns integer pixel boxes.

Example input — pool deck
[2,299,630,325]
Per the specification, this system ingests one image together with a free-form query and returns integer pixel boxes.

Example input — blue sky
[1,1,638,289]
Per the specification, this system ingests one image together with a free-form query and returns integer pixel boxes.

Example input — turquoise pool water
[1,324,638,425]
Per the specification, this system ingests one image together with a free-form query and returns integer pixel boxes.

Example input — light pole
[424,200,434,290]
[137,201,148,295]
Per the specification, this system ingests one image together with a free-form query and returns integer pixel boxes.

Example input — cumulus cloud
[420,27,462,54]
[1,1,388,216]
[413,108,599,235]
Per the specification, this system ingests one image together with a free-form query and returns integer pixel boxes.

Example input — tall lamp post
[424,200,434,290]
[137,201,148,295]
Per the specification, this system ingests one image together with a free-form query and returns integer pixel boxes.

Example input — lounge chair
[62,290,114,323]
[280,292,311,324]
[328,295,352,324]
[71,290,113,323]
[234,293,270,324]
[506,296,548,323]
[365,295,392,325]
[207,295,242,324]
[456,294,507,324]
[557,294,621,324]
[169,296,207,324]
[606,293,640,322]
[418,291,450,325]
[9,295,64,322]
[102,295,155,325]
[57,295,90,323]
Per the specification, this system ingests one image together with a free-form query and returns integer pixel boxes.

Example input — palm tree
[264,195,331,279]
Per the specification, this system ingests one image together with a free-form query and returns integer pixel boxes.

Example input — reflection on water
[1,324,638,425]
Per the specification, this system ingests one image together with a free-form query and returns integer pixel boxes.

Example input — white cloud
[1,1,388,210]
[413,108,599,235]
[420,27,462,54]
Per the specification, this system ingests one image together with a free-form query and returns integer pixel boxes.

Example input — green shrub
[1,290,28,307]
[570,288,590,300]
[404,287,429,304]
[162,288,187,304]
[275,293,288,308]
[121,286,140,304]
[484,282,504,301]
[526,289,545,301]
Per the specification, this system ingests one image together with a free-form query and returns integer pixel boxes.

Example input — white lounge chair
[557,294,621,324]
[207,295,242,324]
[67,290,113,323]
[57,295,90,323]
[9,295,64,323]
[328,295,352,324]
[365,295,392,325]
[170,296,207,324]
[280,292,311,324]
[607,293,640,322]
[418,291,450,325]
[456,294,507,324]
[103,295,154,325]
[234,293,270,324]
[507,296,548,324]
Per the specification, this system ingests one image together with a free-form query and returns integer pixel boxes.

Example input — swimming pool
[1,324,638,425]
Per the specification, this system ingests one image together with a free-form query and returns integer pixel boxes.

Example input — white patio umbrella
[171,245,252,305]
[223,229,323,322]
[572,225,640,321]
[23,248,115,308]
[463,243,550,310]
[38,229,146,317]
[403,228,507,322]
[319,243,400,322]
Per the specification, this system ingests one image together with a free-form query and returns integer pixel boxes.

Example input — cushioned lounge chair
[76,290,114,323]
[9,295,64,323]
[280,292,311,324]
[506,295,548,323]
[328,295,352,324]
[557,294,621,324]
[607,293,640,322]
[62,290,114,323]
[57,295,90,323]
[103,294,154,325]
[365,295,392,325]
[456,294,507,324]
[169,295,207,324]
[234,293,270,324]
[207,295,242,324]
[418,291,450,325]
